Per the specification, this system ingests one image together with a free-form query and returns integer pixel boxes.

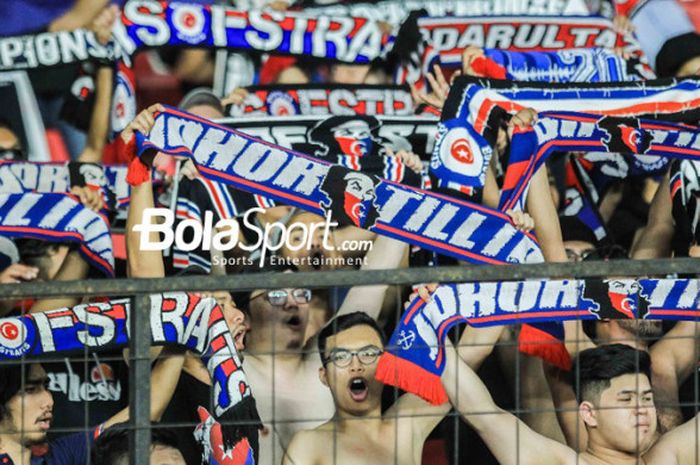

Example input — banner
[435,48,653,83]
[113,1,393,67]
[418,16,641,61]
[0,192,114,276]
[226,84,415,117]
[0,1,393,72]
[442,76,700,139]
[136,107,544,266]
[376,278,700,404]
[300,0,590,25]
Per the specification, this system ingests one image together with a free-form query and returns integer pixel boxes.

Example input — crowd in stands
[1,0,700,465]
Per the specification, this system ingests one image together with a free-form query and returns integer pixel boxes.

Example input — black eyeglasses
[323,345,383,368]
[250,289,312,306]
[566,245,628,262]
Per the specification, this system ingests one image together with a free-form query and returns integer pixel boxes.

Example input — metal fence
[0,257,697,465]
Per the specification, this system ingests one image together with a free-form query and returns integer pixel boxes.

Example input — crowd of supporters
[1,0,700,465]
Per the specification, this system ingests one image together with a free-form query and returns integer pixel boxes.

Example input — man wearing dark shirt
[0,363,94,465]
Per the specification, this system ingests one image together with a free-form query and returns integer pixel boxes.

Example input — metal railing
[0,257,697,464]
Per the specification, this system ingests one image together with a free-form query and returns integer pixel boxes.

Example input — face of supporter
[0,128,20,150]
[150,445,186,465]
[281,212,339,271]
[1,364,53,446]
[186,104,223,120]
[564,240,596,262]
[331,64,370,84]
[204,291,247,351]
[580,373,656,455]
[320,325,384,417]
[275,66,310,84]
[247,285,310,351]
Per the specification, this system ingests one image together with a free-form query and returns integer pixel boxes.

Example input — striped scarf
[377,278,700,404]
[0,192,114,276]
[135,106,543,265]
[0,292,260,464]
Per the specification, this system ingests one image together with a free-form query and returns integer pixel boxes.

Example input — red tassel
[518,324,572,370]
[471,56,508,80]
[126,156,151,186]
[116,132,137,161]
[375,352,449,405]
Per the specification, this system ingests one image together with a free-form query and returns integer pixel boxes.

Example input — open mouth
[36,415,52,431]
[233,328,246,351]
[286,314,303,330]
[348,377,369,402]
[311,250,325,270]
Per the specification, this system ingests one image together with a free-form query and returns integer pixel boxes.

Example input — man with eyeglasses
[233,263,337,465]
[282,311,451,465]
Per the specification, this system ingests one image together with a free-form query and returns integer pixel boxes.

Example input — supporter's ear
[579,401,598,427]
[319,365,329,387]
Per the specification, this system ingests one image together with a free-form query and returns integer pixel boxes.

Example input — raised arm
[125,105,166,279]
[631,170,673,259]
[337,235,407,320]
[29,249,89,313]
[103,347,186,429]
[649,321,700,431]
[385,285,504,442]
[442,339,576,465]
[644,414,698,465]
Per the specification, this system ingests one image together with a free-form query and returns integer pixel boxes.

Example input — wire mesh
[0,259,698,465]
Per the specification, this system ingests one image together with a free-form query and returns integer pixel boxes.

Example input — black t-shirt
[161,371,212,465]
[44,353,128,439]
[0,430,94,465]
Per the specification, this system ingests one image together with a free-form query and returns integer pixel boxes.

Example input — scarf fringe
[376,351,448,405]
[518,324,572,370]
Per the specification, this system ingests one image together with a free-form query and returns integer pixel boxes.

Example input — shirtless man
[234,227,416,465]
[442,340,700,465]
[282,311,450,465]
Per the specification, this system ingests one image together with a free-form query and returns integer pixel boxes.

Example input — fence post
[129,294,152,464]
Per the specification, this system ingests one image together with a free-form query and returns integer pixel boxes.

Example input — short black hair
[0,363,35,422]
[581,319,598,341]
[317,311,385,363]
[91,423,182,465]
[570,344,651,404]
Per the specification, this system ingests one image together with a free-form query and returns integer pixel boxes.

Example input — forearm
[79,67,113,163]
[337,235,406,320]
[527,167,567,263]
[126,174,165,278]
[104,348,186,428]
[48,0,109,32]
[30,249,89,313]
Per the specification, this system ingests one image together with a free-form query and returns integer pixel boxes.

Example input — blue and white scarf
[0,192,114,276]
[0,292,260,464]
[376,278,700,405]
[435,48,653,83]
[137,107,543,265]
[498,112,700,212]
[300,0,590,25]
[227,84,415,118]
[446,76,700,138]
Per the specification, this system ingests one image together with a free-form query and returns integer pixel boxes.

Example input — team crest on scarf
[597,116,653,154]
[309,116,382,158]
[431,119,493,189]
[319,166,381,228]
[581,279,651,320]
